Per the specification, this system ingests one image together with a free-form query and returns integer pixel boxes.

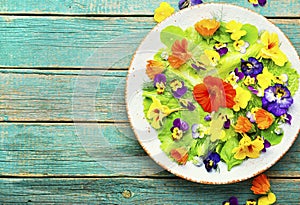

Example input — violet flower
[153,73,166,94]
[179,98,196,111]
[222,196,239,205]
[262,84,293,117]
[203,152,220,172]
[170,79,188,98]
[241,57,263,77]
[178,0,203,10]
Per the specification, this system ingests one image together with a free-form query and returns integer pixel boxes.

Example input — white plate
[125,3,300,184]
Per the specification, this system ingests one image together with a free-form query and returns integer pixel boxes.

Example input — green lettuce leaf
[260,123,283,145]
[241,24,259,44]
[220,135,243,171]
[160,26,185,48]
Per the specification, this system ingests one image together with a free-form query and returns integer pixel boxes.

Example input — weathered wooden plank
[0,178,298,204]
[0,17,299,68]
[0,123,298,177]
[0,71,128,121]
[0,0,299,17]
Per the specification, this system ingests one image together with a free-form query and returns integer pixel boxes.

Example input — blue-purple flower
[204,114,212,121]
[248,0,267,7]
[241,57,263,77]
[214,42,228,56]
[203,152,220,172]
[223,118,231,129]
[262,138,271,152]
[222,196,239,205]
[279,113,292,125]
[191,62,206,71]
[170,79,188,98]
[191,123,208,139]
[178,0,203,10]
[179,98,196,111]
[171,118,189,140]
[262,84,293,117]
[153,73,166,94]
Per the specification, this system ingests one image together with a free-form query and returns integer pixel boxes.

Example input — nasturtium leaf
[261,123,284,145]
[220,136,243,171]
[160,26,185,48]
[241,24,259,44]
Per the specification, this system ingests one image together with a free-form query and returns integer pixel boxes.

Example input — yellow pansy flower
[208,113,227,142]
[225,20,247,41]
[204,50,220,66]
[154,2,175,23]
[233,134,264,160]
[259,31,288,66]
[233,86,252,112]
[258,192,277,205]
[146,96,180,129]
[256,67,274,90]
[243,76,255,86]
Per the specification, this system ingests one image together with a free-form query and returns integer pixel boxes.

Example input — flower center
[275,87,286,99]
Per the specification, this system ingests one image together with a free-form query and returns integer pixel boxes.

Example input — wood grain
[0,0,299,17]
[0,17,299,68]
[0,177,299,204]
[0,123,298,177]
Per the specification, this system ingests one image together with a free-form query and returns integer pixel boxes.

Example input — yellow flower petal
[233,86,252,112]
[204,50,220,66]
[233,134,264,160]
[225,20,243,33]
[258,192,276,205]
[154,2,175,23]
[257,67,274,90]
[231,30,247,41]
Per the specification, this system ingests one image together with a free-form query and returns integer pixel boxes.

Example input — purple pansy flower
[223,118,231,129]
[234,68,244,81]
[280,113,292,125]
[241,57,263,77]
[262,139,271,152]
[191,62,206,71]
[204,114,212,121]
[178,0,203,10]
[249,0,267,7]
[262,84,293,117]
[170,79,188,98]
[222,196,239,205]
[171,118,189,132]
[214,42,228,57]
[179,98,196,111]
[203,152,220,172]
[191,123,208,139]
[153,73,166,94]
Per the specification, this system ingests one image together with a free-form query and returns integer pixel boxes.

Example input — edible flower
[170,79,188,98]
[254,108,274,130]
[246,199,257,205]
[153,73,167,94]
[194,19,220,37]
[146,96,180,129]
[233,86,252,112]
[244,76,256,86]
[225,20,247,41]
[208,113,227,142]
[168,39,192,68]
[204,50,220,66]
[193,76,236,113]
[203,152,220,172]
[222,196,239,205]
[178,98,196,111]
[256,67,274,90]
[279,113,292,125]
[262,138,271,152]
[248,0,267,7]
[262,84,293,117]
[170,147,189,165]
[251,174,271,194]
[146,60,165,80]
[259,31,288,66]
[233,134,264,160]
[154,2,175,23]
[191,123,209,139]
[226,68,244,85]
[241,57,263,77]
[234,116,253,133]
[233,40,249,53]
[178,0,203,10]
[258,192,276,205]
[214,42,228,56]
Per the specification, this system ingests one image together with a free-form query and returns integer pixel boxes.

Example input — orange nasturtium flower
[251,174,271,194]
[168,38,192,68]
[170,147,189,165]
[154,2,175,23]
[193,76,236,113]
[255,108,274,130]
[233,134,264,160]
[234,116,253,133]
[194,19,220,37]
[146,60,165,80]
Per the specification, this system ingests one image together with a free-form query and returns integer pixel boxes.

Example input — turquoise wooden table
[0,1,299,204]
